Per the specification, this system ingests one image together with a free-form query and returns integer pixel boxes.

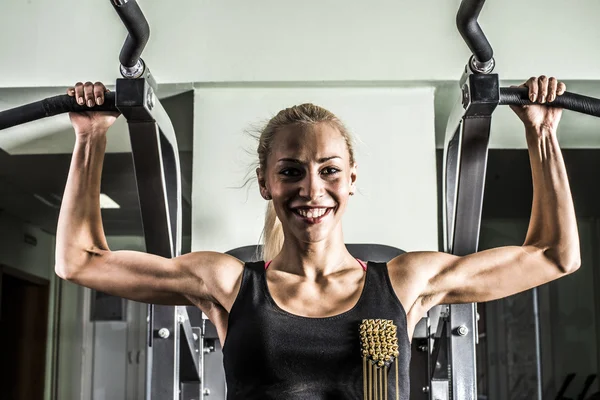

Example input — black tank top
[222,261,411,400]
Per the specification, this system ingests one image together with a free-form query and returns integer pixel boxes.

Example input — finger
[66,87,75,97]
[548,77,558,102]
[84,82,95,107]
[538,75,548,104]
[94,82,106,106]
[557,81,567,96]
[74,82,85,105]
[526,77,538,102]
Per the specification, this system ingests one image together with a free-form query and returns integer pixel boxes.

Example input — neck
[273,228,355,279]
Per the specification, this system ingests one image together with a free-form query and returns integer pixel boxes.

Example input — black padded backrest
[226,244,405,263]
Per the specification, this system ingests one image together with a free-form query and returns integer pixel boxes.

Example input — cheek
[328,180,351,203]
[269,181,291,198]
[268,184,296,210]
[332,175,352,192]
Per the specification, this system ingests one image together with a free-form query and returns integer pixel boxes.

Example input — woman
[55,76,580,399]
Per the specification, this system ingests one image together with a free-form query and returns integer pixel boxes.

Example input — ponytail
[261,200,284,262]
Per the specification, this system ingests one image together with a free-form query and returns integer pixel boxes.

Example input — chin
[295,224,336,244]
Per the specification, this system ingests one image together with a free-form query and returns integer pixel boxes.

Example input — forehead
[269,123,348,161]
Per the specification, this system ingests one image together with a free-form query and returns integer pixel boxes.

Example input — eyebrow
[277,156,342,164]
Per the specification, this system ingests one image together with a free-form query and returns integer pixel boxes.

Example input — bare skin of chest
[266,271,366,318]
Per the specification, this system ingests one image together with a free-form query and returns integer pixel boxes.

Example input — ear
[256,167,271,200]
[349,163,358,193]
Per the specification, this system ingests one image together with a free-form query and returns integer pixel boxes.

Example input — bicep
[58,249,242,306]
[415,246,570,308]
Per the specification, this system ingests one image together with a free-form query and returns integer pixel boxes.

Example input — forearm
[523,126,580,271]
[55,132,110,274]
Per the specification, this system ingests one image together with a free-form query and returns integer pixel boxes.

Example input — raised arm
[55,82,243,309]
[391,76,581,316]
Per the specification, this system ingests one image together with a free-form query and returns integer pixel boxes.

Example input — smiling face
[258,122,357,245]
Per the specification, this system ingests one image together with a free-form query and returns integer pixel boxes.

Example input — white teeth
[297,208,328,218]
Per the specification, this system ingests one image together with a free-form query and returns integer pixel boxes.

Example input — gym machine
[0,1,205,399]
[3,0,600,399]
[426,1,600,399]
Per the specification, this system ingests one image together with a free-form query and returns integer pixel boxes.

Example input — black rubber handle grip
[111,0,150,68]
[499,87,600,117]
[0,93,118,131]
[456,0,493,63]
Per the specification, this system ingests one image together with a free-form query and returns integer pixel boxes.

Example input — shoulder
[178,251,246,307]
[387,251,456,279]
[178,251,245,274]
[385,251,455,312]
[190,251,246,280]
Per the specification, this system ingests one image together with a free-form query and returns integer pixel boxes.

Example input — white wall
[192,86,438,252]
[1,0,600,88]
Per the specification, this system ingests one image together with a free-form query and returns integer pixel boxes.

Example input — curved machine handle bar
[0,93,118,131]
[499,87,600,118]
[456,0,493,64]
[111,0,150,68]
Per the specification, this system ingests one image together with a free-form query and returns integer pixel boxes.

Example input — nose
[299,171,325,200]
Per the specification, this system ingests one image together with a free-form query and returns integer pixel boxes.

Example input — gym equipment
[0,1,202,399]
[428,1,600,399]
[2,1,600,399]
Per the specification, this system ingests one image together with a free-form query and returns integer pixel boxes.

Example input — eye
[322,167,341,175]
[279,168,302,177]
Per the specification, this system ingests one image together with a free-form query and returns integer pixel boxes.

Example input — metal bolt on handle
[204,345,215,354]
[120,59,145,79]
[158,328,170,339]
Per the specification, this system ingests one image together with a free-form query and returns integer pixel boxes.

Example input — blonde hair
[257,103,356,261]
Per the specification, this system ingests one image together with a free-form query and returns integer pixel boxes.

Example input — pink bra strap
[265,259,366,271]
[357,259,367,271]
